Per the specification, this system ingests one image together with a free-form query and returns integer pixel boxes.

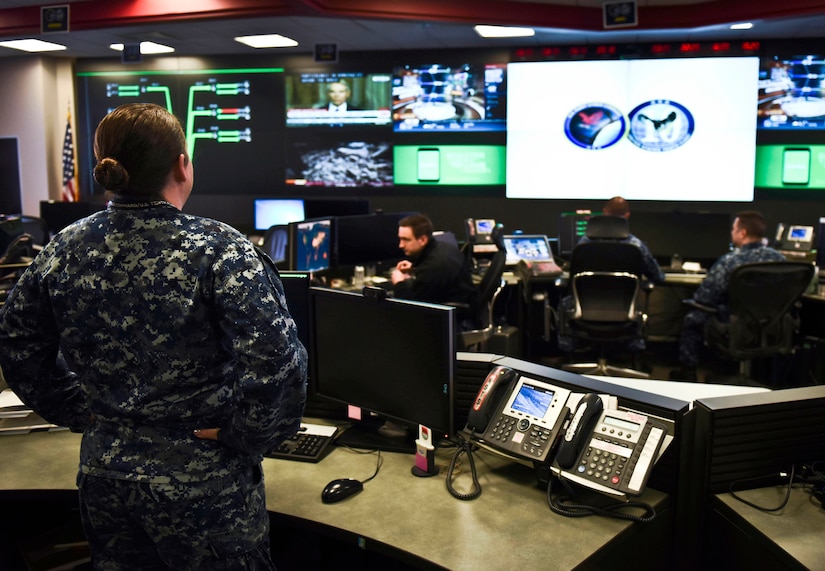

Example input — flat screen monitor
[304,199,370,219]
[253,198,305,231]
[288,218,333,273]
[558,211,593,259]
[629,211,732,266]
[285,71,392,127]
[335,211,416,268]
[391,63,507,132]
[503,234,555,265]
[816,217,825,271]
[39,201,103,236]
[284,130,393,187]
[506,57,759,201]
[310,287,456,449]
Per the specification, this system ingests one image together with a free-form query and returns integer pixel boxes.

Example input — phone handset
[465,366,518,435]
[555,393,604,470]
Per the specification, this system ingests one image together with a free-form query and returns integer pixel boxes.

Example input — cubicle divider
[690,386,825,567]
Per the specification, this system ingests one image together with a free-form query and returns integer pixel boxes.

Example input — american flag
[61,114,77,202]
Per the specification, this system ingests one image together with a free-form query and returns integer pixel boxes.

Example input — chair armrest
[682,299,717,314]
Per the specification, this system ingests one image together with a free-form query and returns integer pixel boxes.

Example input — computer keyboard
[265,422,338,463]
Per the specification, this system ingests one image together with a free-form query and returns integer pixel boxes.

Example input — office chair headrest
[585,215,629,240]
[491,223,505,251]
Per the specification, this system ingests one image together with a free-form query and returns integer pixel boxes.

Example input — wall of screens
[74,40,825,205]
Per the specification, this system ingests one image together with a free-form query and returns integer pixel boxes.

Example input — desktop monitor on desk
[288,218,333,273]
[309,287,456,451]
[253,198,305,231]
[335,211,415,269]
[558,211,593,259]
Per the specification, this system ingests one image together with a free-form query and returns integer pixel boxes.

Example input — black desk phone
[466,366,571,464]
[465,366,667,497]
[552,394,668,497]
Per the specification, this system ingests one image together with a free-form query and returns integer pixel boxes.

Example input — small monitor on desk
[288,218,333,272]
[254,198,305,231]
[776,223,814,252]
[503,234,555,266]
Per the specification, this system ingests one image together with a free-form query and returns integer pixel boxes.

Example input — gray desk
[710,487,825,571]
[0,430,671,570]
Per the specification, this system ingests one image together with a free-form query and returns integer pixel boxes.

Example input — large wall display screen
[505,57,760,201]
[76,68,285,196]
[755,53,825,190]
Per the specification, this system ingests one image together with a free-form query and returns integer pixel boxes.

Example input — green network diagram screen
[76,68,285,196]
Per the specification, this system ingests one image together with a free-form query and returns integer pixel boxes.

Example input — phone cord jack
[446,438,482,501]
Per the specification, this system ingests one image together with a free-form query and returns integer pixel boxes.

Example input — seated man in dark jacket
[392,214,477,313]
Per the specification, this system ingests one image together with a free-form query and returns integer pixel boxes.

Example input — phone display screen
[603,414,640,432]
[511,383,555,418]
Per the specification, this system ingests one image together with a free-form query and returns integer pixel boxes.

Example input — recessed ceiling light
[109,41,175,54]
[474,25,535,38]
[234,34,299,49]
[0,39,67,52]
[730,22,754,30]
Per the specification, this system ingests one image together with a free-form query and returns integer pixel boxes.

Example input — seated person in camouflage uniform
[671,210,785,381]
[0,103,307,570]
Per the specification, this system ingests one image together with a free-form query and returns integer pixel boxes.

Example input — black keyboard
[265,423,337,463]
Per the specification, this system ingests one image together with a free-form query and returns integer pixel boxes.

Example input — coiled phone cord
[446,437,482,501]
[546,476,657,523]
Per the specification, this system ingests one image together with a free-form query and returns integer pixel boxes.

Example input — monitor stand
[334,417,416,454]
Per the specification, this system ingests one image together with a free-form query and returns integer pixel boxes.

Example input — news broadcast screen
[285,71,392,127]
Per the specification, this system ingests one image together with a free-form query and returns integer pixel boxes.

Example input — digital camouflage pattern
[0,199,307,484]
[679,241,786,367]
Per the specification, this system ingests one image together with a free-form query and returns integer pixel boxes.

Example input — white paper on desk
[0,389,31,418]
[0,412,60,434]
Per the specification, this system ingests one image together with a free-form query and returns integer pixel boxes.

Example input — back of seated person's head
[399,213,433,240]
[734,210,768,240]
[602,196,630,218]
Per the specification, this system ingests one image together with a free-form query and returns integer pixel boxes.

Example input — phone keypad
[485,416,554,459]
[575,435,632,486]
[486,415,516,441]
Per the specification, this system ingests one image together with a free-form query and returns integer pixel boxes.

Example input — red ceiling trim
[1,0,825,37]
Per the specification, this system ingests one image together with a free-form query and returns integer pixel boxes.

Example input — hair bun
[93,157,129,191]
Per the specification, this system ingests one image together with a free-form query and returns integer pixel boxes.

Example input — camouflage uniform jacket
[0,200,307,484]
[692,241,786,312]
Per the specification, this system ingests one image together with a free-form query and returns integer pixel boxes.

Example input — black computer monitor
[629,211,732,267]
[288,218,333,272]
[253,198,305,231]
[303,198,371,219]
[39,201,102,237]
[558,211,593,259]
[816,217,825,272]
[309,287,456,451]
[335,211,415,268]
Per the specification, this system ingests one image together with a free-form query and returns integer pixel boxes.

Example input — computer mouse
[321,478,364,504]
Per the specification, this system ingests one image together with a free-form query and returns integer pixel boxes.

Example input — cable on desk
[728,464,795,512]
[546,476,657,523]
[445,436,482,501]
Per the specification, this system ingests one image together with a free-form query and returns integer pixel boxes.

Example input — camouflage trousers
[77,463,276,570]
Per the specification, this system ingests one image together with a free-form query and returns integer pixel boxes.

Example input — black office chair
[559,219,651,378]
[686,261,815,383]
[457,223,507,351]
[261,224,289,265]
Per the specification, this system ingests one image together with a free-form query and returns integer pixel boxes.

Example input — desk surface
[0,429,669,570]
[714,487,825,570]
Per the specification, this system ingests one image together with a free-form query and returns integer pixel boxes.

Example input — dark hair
[398,214,433,240]
[603,196,630,217]
[93,103,188,198]
[734,210,768,239]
